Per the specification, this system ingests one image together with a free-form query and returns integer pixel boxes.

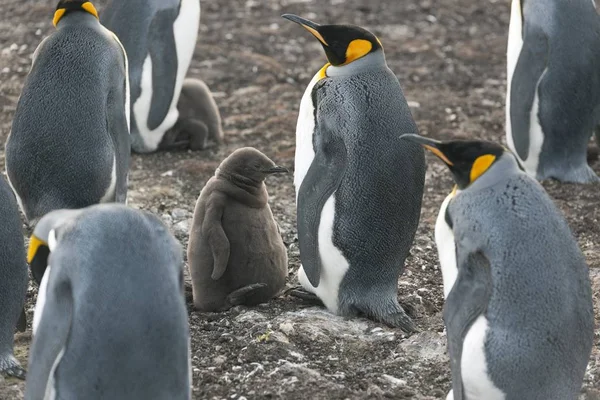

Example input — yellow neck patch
[450,184,458,197]
[317,63,330,80]
[470,154,496,183]
[53,2,99,27]
[27,235,48,264]
[344,39,372,65]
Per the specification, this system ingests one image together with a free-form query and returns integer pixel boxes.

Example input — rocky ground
[0,0,599,399]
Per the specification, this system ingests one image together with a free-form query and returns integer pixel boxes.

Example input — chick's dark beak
[400,134,454,166]
[281,14,329,46]
[263,165,289,174]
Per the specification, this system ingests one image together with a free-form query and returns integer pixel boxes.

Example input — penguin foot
[286,287,324,306]
[226,283,268,307]
[378,310,418,334]
[0,356,26,380]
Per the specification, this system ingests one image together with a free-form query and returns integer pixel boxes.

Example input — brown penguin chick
[187,147,289,311]
[159,78,224,151]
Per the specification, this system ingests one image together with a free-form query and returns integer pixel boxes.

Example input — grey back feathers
[298,49,425,330]
[25,204,190,399]
[0,175,28,379]
[5,11,130,225]
[187,147,288,312]
[509,0,600,182]
[447,154,594,399]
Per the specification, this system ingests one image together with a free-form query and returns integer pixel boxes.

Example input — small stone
[279,321,294,335]
[173,219,191,236]
[213,355,226,365]
[171,208,189,221]
[382,374,407,387]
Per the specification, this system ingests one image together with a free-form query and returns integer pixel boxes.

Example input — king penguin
[5,0,131,226]
[0,175,28,379]
[506,0,600,183]
[24,204,191,399]
[101,0,224,153]
[401,134,594,400]
[282,15,426,332]
[187,147,289,312]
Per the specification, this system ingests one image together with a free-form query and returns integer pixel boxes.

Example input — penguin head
[28,209,83,285]
[400,134,510,190]
[217,147,288,184]
[53,0,99,28]
[281,14,382,67]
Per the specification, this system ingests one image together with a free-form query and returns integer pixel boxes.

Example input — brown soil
[0,0,598,399]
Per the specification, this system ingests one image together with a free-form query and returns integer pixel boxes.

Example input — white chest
[293,71,321,200]
[133,0,200,151]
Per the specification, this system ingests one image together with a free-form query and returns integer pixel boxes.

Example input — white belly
[99,157,117,203]
[293,71,321,200]
[435,192,459,299]
[32,264,51,336]
[506,0,524,156]
[521,74,546,177]
[460,316,506,400]
[133,0,200,151]
[297,195,349,313]
[505,0,545,178]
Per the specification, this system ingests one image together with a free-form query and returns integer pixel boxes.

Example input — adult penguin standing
[101,0,224,153]
[283,15,426,332]
[401,134,594,400]
[5,0,131,226]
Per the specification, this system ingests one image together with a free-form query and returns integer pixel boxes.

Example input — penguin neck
[215,169,268,207]
[56,12,99,29]
[466,154,521,192]
[326,50,387,77]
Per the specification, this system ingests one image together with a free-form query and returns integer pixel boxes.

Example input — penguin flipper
[147,7,179,130]
[443,251,493,400]
[297,130,347,287]
[509,25,549,161]
[202,195,230,280]
[16,307,27,332]
[25,276,73,398]
[226,283,269,307]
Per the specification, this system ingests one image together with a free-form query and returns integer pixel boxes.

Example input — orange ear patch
[344,39,372,64]
[53,1,98,28]
[470,154,496,183]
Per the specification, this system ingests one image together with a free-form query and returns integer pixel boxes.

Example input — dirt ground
[0,0,599,399]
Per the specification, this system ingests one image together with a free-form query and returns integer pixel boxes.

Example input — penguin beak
[281,14,329,46]
[400,134,454,166]
[263,165,289,174]
[28,235,50,286]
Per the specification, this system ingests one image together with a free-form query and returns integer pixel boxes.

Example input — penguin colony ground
[0,0,599,399]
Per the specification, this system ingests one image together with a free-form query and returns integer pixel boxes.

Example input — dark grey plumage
[0,175,28,379]
[508,0,600,182]
[448,155,594,399]
[25,204,190,399]
[187,147,288,312]
[5,11,130,226]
